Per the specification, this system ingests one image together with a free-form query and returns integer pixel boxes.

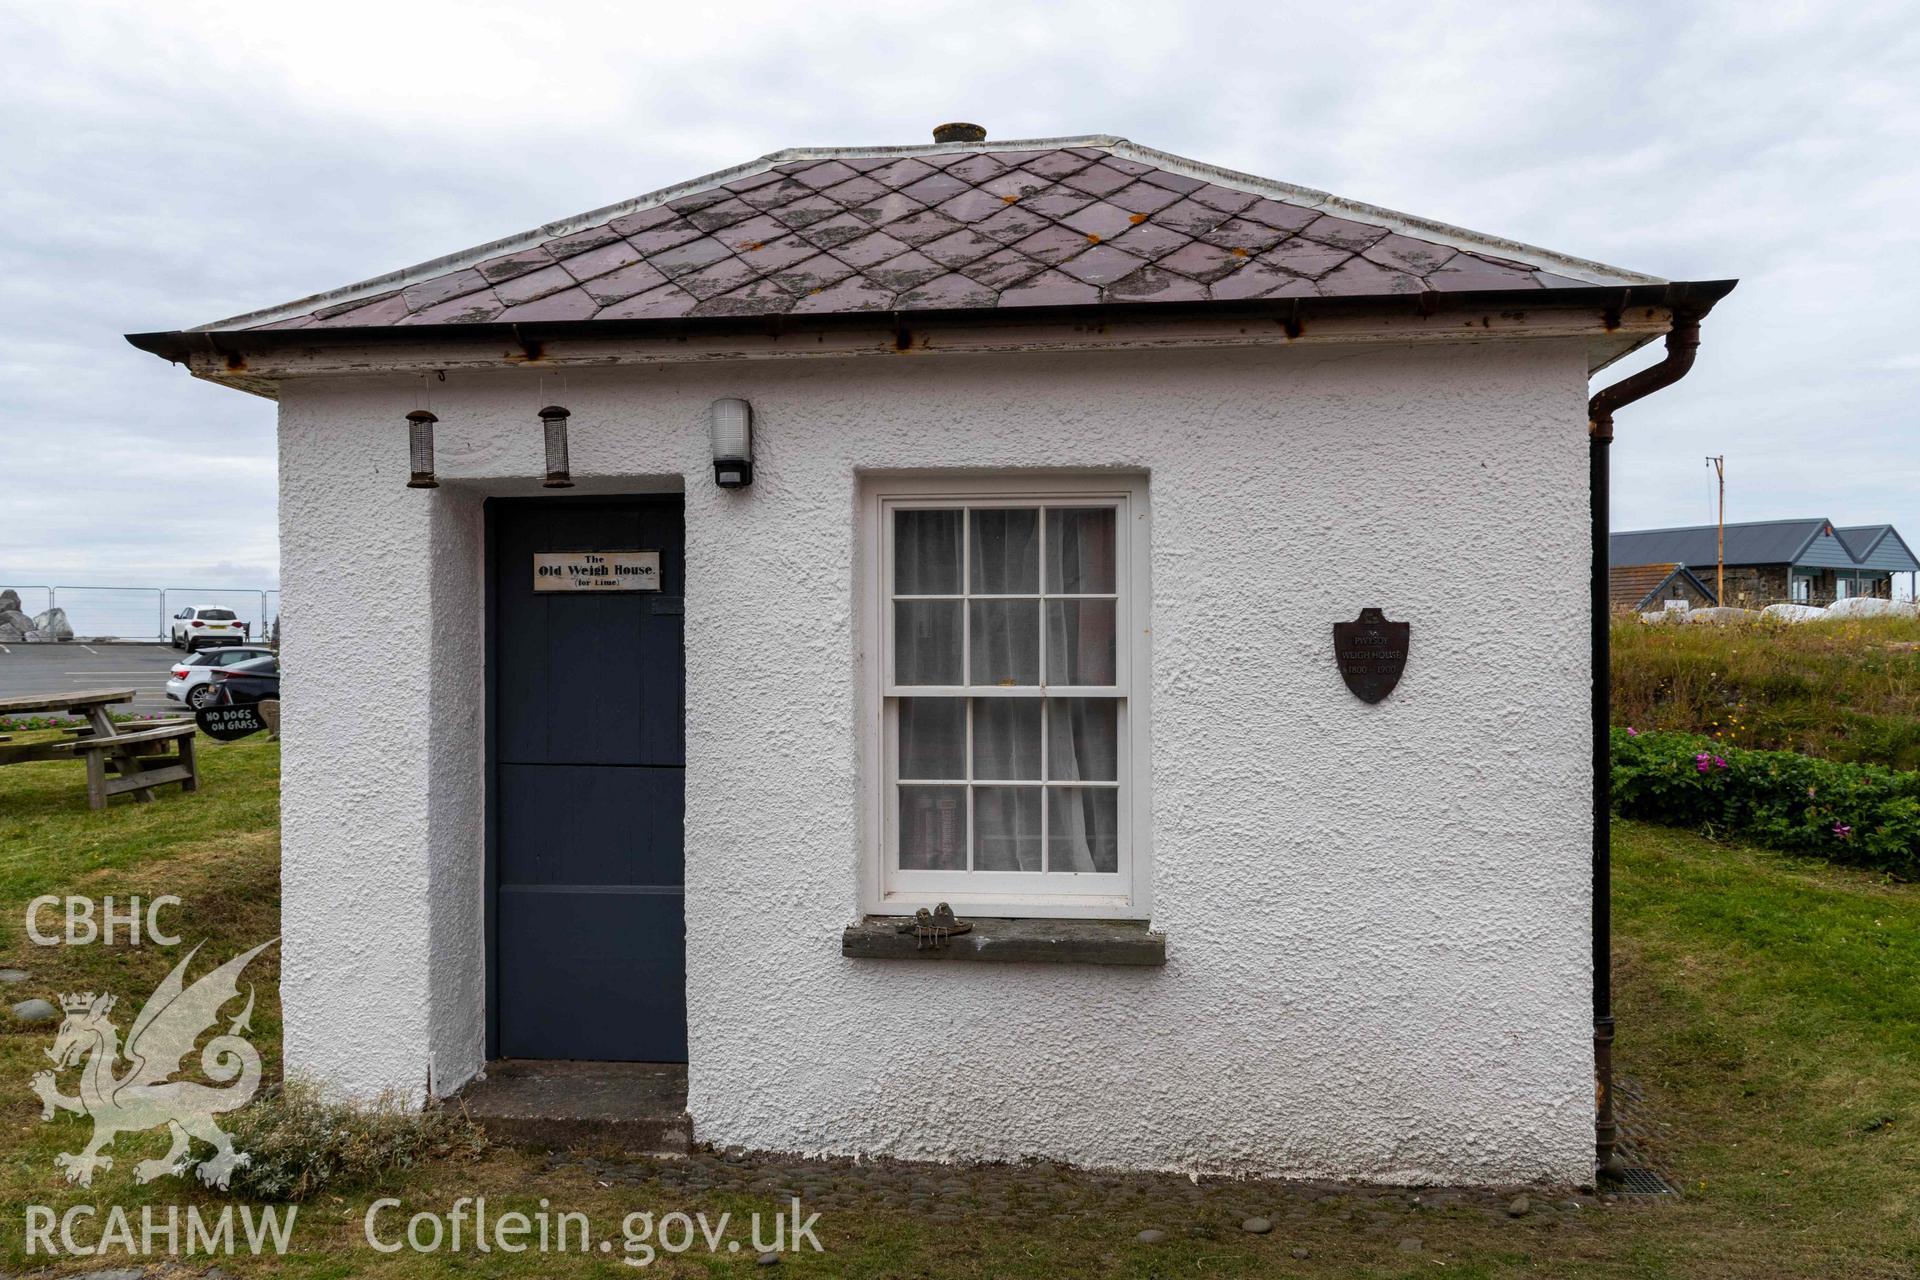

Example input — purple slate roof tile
[896,273,998,310]
[598,281,699,319]
[495,264,579,307]
[674,255,759,300]
[582,260,670,305]
[1156,241,1250,284]
[545,224,626,259]
[1208,260,1319,302]
[998,269,1100,307]
[1060,200,1139,242]
[790,273,895,313]
[403,269,490,313]
[693,278,798,316]
[1106,181,1185,215]
[834,230,915,268]
[866,250,946,292]
[475,247,557,283]
[400,292,507,325]
[795,211,874,250]
[1012,224,1096,266]
[1105,266,1210,303]
[1057,243,1147,285]
[1316,256,1424,295]
[560,238,645,282]
[498,287,599,321]
[1426,253,1545,291]
[733,233,821,274]
[920,228,1004,270]
[247,141,1619,331]
[1299,213,1390,251]
[768,253,857,296]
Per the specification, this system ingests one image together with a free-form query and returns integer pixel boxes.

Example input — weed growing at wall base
[1612,728,1920,876]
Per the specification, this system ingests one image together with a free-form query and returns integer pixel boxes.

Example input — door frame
[482,492,687,1061]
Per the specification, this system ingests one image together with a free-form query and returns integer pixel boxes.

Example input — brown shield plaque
[1333,608,1409,704]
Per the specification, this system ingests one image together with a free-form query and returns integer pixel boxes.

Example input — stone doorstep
[452,1059,691,1156]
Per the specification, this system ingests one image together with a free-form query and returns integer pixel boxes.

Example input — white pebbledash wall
[276,336,1594,1185]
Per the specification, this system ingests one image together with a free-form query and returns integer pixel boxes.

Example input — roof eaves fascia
[185,134,1127,334]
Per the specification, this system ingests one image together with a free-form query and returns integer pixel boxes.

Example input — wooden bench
[76,723,199,809]
[0,689,203,810]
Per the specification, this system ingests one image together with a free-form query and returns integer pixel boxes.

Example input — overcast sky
[3,1,1915,598]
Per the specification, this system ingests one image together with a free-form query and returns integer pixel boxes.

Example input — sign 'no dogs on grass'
[194,705,266,741]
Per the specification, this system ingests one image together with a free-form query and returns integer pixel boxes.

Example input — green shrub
[1612,728,1920,878]
[223,1079,485,1201]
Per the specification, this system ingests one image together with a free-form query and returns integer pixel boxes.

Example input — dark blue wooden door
[488,496,686,1062]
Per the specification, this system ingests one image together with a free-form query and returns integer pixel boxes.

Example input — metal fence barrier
[0,583,279,642]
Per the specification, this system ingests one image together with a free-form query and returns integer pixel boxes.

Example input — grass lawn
[0,739,1916,1276]
[1612,613,1920,768]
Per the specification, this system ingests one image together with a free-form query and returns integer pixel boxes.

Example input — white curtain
[895,505,1119,875]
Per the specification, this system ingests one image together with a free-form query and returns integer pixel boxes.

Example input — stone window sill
[840,916,1166,966]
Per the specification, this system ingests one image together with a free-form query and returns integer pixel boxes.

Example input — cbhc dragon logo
[30,940,275,1188]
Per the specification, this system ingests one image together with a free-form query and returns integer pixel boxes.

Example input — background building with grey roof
[1611,519,1918,606]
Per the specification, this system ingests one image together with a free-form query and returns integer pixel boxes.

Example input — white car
[169,605,249,651]
[166,645,276,709]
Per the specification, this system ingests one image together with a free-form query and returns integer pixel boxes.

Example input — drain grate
[1612,1166,1677,1197]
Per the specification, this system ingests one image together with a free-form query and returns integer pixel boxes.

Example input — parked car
[166,645,276,709]
[170,605,249,651]
[208,654,280,706]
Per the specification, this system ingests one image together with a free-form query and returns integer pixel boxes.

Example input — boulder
[0,624,21,644]
[29,608,73,640]
[0,588,18,612]
[11,998,57,1024]
[1827,596,1907,619]
[1761,602,1828,624]
[0,608,30,633]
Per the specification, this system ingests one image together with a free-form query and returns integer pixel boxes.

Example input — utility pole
[1706,455,1725,603]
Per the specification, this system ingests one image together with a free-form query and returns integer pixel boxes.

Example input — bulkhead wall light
[405,410,439,489]
[540,405,574,488]
[709,398,753,488]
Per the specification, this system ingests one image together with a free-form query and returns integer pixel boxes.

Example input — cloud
[1,0,1916,606]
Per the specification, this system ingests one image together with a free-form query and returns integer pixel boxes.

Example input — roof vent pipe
[932,122,986,144]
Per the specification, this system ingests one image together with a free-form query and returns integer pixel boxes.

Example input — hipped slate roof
[169,135,1676,336]
[1612,520,1919,573]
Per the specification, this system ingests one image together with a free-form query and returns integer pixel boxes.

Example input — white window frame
[860,474,1152,920]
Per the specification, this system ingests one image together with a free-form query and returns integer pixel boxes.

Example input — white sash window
[864,476,1150,918]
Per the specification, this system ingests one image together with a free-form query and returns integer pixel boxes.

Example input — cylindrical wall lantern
[405,410,439,489]
[540,405,574,489]
[709,398,753,488]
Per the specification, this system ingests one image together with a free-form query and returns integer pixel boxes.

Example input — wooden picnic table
[0,688,200,809]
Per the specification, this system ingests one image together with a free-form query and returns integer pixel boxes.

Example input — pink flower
[1713,755,1728,770]
[1627,727,1639,737]
[1833,823,1852,839]
[1695,753,1712,773]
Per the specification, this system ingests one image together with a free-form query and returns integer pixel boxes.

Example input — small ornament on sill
[896,902,972,950]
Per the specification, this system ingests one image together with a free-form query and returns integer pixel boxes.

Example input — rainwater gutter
[1586,298,1719,1180]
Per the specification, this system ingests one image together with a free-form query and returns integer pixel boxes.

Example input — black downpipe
[1587,309,1707,1179]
